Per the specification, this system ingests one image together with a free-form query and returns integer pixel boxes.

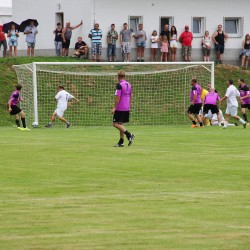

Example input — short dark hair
[123,23,127,26]
[57,23,61,26]
[228,79,233,85]
[16,84,22,90]
[239,79,245,83]
[111,24,115,26]
[192,78,198,84]
[58,85,65,90]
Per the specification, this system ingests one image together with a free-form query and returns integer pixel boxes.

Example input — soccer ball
[32,122,38,128]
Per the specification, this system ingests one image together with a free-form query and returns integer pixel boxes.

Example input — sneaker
[128,134,135,146]
[243,123,247,129]
[137,59,140,62]
[141,59,144,62]
[45,124,52,128]
[114,143,124,147]
[23,127,31,131]
[18,127,25,131]
[66,123,71,128]
[191,124,197,128]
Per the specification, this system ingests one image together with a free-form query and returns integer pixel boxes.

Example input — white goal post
[13,62,214,127]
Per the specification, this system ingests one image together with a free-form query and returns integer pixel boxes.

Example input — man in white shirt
[219,79,246,129]
[45,85,79,128]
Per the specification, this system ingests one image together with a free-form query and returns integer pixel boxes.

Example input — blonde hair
[118,70,126,79]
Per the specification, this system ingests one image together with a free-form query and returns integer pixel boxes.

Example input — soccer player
[202,88,221,126]
[238,79,250,123]
[219,79,247,129]
[187,78,204,128]
[8,84,29,130]
[112,70,134,147]
[45,85,79,128]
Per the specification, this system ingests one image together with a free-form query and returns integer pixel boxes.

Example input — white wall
[0,7,12,25]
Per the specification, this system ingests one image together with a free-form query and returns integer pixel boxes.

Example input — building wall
[0,7,12,26]
[11,0,250,62]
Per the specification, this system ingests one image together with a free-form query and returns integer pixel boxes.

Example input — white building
[0,7,12,25]
[12,0,250,63]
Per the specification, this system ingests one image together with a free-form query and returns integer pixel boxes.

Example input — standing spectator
[24,20,38,57]
[160,24,170,61]
[169,26,178,62]
[89,23,102,62]
[120,23,132,62]
[201,31,212,62]
[134,23,147,62]
[53,22,63,56]
[219,79,246,129]
[187,78,203,128]
[241,34,250,68]
[112,70,134,147]
[107,24,118,62]
[73,36,88,58]
[150,30,159,61]
[160,35,168,62]
[212,24,228,64]
[0,25,7,57]
[179,25,193,62]
[7,23,19,57]
[62,20,83,57]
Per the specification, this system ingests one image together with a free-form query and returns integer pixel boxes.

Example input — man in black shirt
[74,37,88,58]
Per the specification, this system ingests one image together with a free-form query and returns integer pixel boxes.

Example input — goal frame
[17,61,215,126]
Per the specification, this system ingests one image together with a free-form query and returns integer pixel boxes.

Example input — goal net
[12,62,214,127]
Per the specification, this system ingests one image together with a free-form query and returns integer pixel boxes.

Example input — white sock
[238,118,246,124]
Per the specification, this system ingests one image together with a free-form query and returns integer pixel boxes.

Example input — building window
[129,16,143,33]
[224,17,243,37]
[192,17,205,37]
[159,16,174,33]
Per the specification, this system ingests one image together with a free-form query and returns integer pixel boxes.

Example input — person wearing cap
[45,85,80,128]
[0,25,7,57]
[179,25,193,62]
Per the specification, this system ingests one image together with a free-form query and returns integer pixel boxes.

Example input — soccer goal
[13,62,214,127]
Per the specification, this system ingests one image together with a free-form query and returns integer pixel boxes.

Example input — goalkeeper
[112,70,135,147]
[45,85,79,128]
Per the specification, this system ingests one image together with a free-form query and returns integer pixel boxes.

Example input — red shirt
[0,26,6,41]
[180,31,193,46]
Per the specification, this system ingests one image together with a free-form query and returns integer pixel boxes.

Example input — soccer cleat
[114,143,124,147]
[45,124,52,128]
[234,123,239,126]
[23,127,31,131]
[128,134,135,146]
[18,127,25,131]
[243,123,247,129]
[191,124,197,128]
[66,123,71,128]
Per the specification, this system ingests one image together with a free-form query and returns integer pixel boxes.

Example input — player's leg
[137,45,141,61]
[58,116,71,128]
[45,111,57,127]
[15,114,20,127]
[187,106,197,127]
[19,110,27,128]
[241,107,248,123]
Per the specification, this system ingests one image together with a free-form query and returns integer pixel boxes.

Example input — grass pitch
[0,125,250,249]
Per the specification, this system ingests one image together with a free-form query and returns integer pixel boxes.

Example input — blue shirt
[89,29,102,44]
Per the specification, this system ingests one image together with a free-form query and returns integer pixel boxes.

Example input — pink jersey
[190,83,202,104]
[115,80,132,111]
[204,92,220,105]
[9,90,21,106]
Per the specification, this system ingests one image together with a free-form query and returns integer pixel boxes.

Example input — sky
[0,0,12,7]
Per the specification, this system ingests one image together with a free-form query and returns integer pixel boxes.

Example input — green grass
[0,125,250,249]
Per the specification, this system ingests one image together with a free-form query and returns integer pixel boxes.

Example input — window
[192,17,205,37]
[224,17,243,37]
[129,16,142,33]
[159,16,174,32]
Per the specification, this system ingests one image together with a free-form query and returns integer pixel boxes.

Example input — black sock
[16,119,20,127]
[124,130,131,139]
[192,120,196,125]
[199,122,203,126]
[118,138,124,144]
[243,114,248,122]
[21,118,26,128]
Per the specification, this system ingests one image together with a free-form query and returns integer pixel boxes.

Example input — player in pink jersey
[8,84,29,130]
[187,78,204,128]
[202,88,222,126]
[238,79,250,123]
[112,70,134,147]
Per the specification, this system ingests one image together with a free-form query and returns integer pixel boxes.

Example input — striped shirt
[89,29,102,44]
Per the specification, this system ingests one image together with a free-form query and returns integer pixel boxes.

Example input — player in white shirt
[45,85,79,128]
[219,79,246,129]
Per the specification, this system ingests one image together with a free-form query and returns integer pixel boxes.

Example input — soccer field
[0,125,250,249]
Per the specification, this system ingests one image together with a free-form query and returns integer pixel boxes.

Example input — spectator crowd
[0,19,250,67]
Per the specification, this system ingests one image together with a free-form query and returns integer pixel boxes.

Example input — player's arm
[8,99,12,112]
[191,86,197,105]
[219,96,227,102]
[112,95,120,114]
